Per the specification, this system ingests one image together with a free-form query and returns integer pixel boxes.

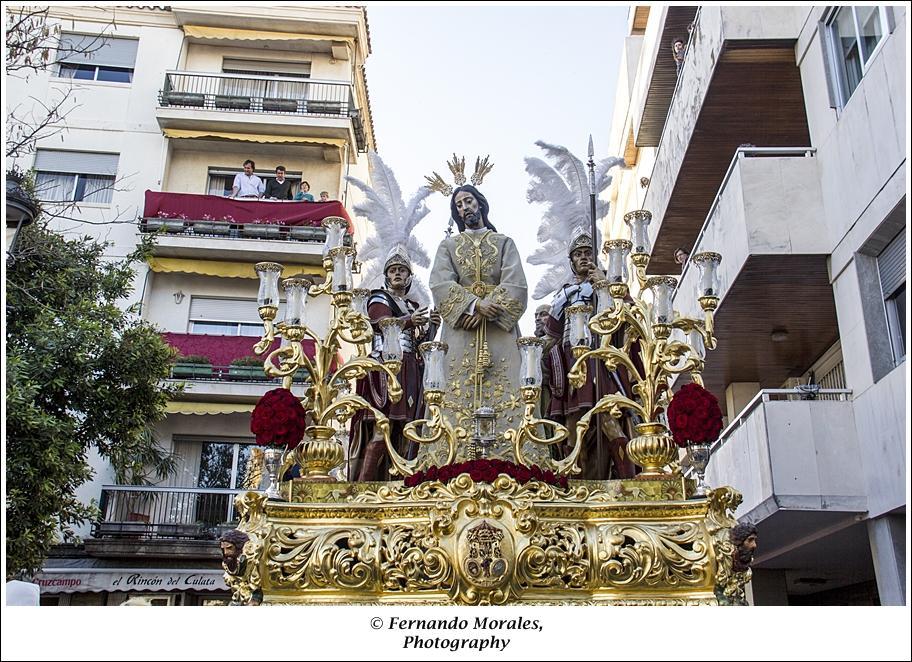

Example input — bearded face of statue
[455,190,483,230]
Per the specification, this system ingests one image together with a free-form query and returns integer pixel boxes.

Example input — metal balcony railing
[167,363,310,383]
[139,217,331,243]
[94,486,246,540]
[158,71,357,118]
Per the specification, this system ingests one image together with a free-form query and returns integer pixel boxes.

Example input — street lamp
[6,173,39,256]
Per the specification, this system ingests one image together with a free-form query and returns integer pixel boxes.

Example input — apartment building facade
[7,5,376,605]
[604,6,906,605]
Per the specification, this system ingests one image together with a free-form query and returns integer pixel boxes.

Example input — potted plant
[171,354,214,379]
[241,219,282,239]
[228,355,267,381]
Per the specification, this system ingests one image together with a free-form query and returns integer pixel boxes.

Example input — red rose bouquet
[404,458,568,490]
[667,383,724,448]
[250,388,308,449]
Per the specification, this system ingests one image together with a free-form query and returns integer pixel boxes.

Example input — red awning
[143,190,353,231]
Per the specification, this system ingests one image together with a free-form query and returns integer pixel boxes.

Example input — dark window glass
[96,66,133,83]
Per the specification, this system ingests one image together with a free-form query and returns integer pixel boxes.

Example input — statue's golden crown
[424,154,494,197]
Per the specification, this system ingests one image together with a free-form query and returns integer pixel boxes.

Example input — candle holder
[253,241,406,481]
[398,342,463,475]
[565,209,723,478]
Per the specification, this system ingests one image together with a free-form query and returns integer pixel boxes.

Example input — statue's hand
[409,307,430,327]
[475,299,504,320]
[429,310,442,327]
[460,312,482,330]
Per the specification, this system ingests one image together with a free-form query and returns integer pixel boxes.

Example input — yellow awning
[162,129,346,148]
[166,402,255,415]
[183,25,353,47]
[148,257,323,279]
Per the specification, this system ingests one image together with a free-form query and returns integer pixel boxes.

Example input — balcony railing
[94,486,245,540]
[140,217,330,243]
[168,362,308,383]
[158,71,356,118]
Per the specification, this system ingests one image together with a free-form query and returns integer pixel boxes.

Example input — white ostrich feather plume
[346,152,433,305]
[525,140,625,300]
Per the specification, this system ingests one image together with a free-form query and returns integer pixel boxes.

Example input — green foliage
[5,223,178,577]
[175,354,213,365]
[229,355,263,367]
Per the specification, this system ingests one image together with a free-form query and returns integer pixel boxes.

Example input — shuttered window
[33,149,119,204]
[56,32,138,83]
[188,297,268,336]
[878,228,906,363]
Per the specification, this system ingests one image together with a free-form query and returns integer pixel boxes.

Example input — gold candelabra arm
[254,305,278,355]
[575,393,650,468]
[308,259,334,297]
[567,345,645,392]
[400,390,465,476]
[262,333,317,390]
[332,357,403,405]
[336,308,373,354]
[505,386,571,474]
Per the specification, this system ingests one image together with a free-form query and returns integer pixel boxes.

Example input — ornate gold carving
[598,522,710,588]
[516,522,589,589]
[380,523,454,591]
[267,526,377,590]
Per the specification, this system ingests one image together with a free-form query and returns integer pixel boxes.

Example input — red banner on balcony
[143,190,353,231]
[163,333,340,371]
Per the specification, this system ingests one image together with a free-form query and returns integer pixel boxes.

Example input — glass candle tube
[517,336,545,387]
[624,210,652,256]
[329,246,354,293]
[351,288,370,317]
[282,277,309,326]
[379,318,404,362]
[604,239,632,283]
[566,303,593,349]
[645,276,678,325]
[692,251,722,297]
[420,341,448,391]
[255,262,283,307]
[322,216,348,257]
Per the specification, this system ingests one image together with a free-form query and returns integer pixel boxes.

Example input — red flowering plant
[404,458,569,490]
[250,388,308,450]
[666,383,724,448]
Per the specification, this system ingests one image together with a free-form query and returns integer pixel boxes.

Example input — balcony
[633,5,697,147]
[156,72,366,151]
[703,389,867,565]
[86,486,244,557]
[162,332,332,403]
[673,148,838,396]
[643,6,810,273]
[141,191,352,264]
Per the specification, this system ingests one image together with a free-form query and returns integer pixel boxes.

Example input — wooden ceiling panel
[700,255,839,401]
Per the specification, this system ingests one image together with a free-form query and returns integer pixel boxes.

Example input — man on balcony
[231,159,264,198]
[264,165,293,200]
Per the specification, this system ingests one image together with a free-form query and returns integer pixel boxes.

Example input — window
[878,228,906,364]
[189,297,265,336]
[206,167,301,197]
[33,149,119,204]
[55,32,138,83]
[220,58,311,102]
[825,6,890,106]
[171,438,255,490]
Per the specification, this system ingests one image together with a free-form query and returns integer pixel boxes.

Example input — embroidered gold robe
[421,229,550,466]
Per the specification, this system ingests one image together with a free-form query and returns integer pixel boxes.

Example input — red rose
[667,383,723,447]
[251,388,308,449]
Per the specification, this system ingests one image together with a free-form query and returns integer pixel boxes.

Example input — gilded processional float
[219,148,755,606]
